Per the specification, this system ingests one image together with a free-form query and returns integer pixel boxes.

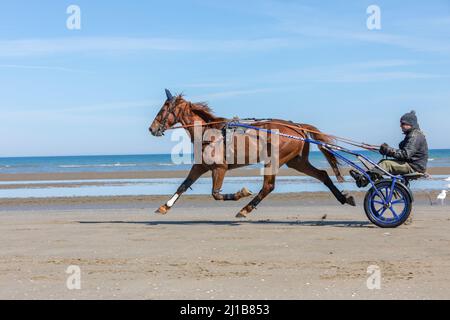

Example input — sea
[0,150,449,198]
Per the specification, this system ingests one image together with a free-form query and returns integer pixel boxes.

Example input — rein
[166,118,380,152]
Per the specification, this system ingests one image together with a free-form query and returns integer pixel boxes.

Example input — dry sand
[1,192,450,300]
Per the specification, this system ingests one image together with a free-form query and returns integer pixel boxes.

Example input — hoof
[236,210,249,218]
[155,205,169,215]
[341,191,356,207]
[346,196,356,207]
[240,187,253,198]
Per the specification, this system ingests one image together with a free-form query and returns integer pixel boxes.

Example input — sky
[0,0,449,157]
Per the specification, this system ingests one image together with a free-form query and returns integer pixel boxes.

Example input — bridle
[155,89,179,136]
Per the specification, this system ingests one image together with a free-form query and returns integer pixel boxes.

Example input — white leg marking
[167,194,179,207]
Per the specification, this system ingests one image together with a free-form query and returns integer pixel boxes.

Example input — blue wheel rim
[368,185,408,225]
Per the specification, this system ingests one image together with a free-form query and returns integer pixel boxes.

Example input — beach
[1,187,450,299]
[1,163,449,300]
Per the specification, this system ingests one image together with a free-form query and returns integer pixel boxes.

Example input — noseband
[156,97,178,136]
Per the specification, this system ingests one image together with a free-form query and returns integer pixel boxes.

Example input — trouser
[377,159,415,175]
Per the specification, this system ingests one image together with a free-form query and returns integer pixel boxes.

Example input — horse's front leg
[155,164,209,214]
[211,167,253,201]
[236,174,276,218]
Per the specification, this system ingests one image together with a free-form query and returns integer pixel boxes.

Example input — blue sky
[0,0,449,157]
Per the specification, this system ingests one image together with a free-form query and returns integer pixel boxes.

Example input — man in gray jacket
[351,110,429,188]
[379,110,428,174]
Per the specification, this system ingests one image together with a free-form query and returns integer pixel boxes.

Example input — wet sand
[0,191,440,211]
[1,192,449,299]
[1,166,449,182]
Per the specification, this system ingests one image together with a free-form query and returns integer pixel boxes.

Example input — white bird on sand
[437,190,447,205]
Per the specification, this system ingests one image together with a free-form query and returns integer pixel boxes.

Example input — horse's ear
[165,89,173,101]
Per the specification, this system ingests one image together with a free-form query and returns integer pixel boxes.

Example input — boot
[349,170,369,188]
[350,169,384,188]
[367,168,384,181]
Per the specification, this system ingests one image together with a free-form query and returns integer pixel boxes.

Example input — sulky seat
[402,172,429,181]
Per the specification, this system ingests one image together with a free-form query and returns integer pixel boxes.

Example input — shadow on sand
[78,219,374,228]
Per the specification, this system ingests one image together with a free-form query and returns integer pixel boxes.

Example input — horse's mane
[191,102,215,119]
[178,95,226,123]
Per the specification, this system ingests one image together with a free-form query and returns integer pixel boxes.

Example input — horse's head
[149,89,185,137]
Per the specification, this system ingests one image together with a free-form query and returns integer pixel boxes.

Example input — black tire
[364,179,412,228]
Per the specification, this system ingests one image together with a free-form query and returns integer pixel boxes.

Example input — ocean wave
[59,163,138,168]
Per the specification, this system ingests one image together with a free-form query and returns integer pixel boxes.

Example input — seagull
[437,190,447,205]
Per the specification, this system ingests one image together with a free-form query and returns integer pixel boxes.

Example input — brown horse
[149,89,355,218]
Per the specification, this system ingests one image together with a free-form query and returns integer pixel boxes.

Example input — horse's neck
[178,101,221,143]
[178,110,208,143]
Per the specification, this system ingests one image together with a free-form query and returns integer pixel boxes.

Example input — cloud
[192,88,280,100]
[277,20,450,54]
[220,59,448,85]
[288,60,448,83]
[177,82,235,88]
[258,1,450,55]
[0,37,301,57]
[338,31,450,55]
[0,99,158,119]
[0,64,90,73]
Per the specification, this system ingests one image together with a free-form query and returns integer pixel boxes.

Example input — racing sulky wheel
[364,179,413,228]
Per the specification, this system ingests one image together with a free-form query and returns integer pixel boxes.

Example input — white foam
[59,163,137,168]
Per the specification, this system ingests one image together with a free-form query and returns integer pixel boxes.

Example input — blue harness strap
[227,122,317,146]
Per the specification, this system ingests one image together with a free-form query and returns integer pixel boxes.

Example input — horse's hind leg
[156,164,209,214]
[211,167,253,201]
[236,174,276,218]
[287,156,355,206]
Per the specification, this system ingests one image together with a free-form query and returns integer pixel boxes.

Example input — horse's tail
[298,124,345,183]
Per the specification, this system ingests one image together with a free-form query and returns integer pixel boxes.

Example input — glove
[379,143,390,156]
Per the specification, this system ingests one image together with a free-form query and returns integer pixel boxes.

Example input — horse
[149,89,355,218]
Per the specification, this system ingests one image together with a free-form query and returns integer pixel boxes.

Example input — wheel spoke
[389,207,399,219]
[387,186,395,203]
[392,199,405,205]
[381,187,391,202]
[376,207,387,217]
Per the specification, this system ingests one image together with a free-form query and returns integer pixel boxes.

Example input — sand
[1,192,450,300]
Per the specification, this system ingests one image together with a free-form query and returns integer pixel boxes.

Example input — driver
[350,110,429,188]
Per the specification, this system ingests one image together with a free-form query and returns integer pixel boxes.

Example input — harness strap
[166,118,380,151]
